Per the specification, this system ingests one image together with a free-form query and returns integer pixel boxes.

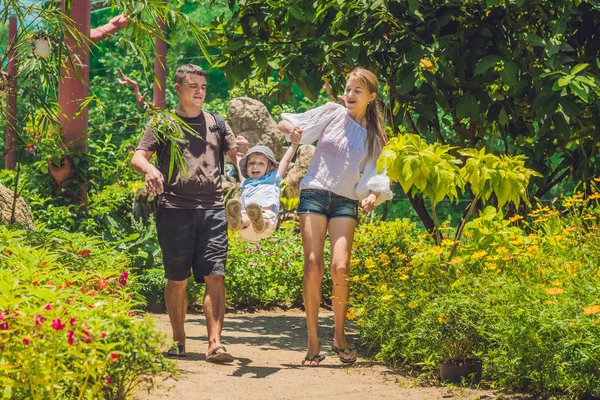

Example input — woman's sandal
[166,344,186,358]
[302,353,325,367]
[332,345,356,364]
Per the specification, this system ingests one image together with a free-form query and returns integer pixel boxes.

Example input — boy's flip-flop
[165,344,186,358]
[332,345,357,364]
[226,199,242,231]
[302,353,325,367]
[206,345,234,363]
[246,202,266,233]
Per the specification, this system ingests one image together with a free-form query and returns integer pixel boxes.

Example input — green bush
[0,226,173,399]
[349,192,600,397]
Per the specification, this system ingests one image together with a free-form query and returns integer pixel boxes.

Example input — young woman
[278,68,393,366]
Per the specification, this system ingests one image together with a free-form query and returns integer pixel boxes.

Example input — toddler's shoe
[226,199,242,231]
[246,202,266,233]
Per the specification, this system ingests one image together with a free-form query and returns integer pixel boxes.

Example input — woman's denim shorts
[297,188,359,221]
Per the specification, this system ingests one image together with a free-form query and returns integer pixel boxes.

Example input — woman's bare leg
[328,217,357,362]
[300,213,328,365]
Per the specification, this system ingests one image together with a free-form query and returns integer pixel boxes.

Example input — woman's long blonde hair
[347,67,387,161]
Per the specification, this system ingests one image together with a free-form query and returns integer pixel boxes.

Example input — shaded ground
[135,309,526,400]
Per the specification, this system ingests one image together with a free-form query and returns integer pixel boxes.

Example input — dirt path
[135,309,508,400]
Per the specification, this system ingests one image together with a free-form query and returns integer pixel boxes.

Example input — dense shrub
[0,227,173,399]
[349,191,600,397]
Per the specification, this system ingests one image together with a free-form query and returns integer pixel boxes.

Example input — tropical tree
[209,0,600,230]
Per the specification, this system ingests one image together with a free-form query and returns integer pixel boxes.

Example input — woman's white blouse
[281,102,393,206]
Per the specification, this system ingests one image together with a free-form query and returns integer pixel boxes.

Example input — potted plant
[136,268,167,313]
[414,293,486,384]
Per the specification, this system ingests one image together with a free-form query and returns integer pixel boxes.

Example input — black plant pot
[147,300,166,313]
[439,359,482,384]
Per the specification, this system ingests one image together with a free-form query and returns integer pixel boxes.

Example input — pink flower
[129,312,136,317]
[35,314,46,326]
[23,338,30,345]
[111,353,118,359]
[52,318,65,331]
[44,303,52,311]
[0,312,4,320]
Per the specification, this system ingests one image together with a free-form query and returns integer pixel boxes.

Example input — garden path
[136,309,509,400]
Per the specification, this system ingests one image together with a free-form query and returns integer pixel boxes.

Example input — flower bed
[0,227,172,399]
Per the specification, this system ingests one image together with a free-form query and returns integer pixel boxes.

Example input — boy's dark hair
[174,64,207,85]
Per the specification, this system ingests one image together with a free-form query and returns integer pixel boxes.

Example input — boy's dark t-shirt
[136,110,237,209]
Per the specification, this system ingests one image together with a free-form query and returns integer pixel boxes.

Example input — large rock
[227,97,284,159]
[0,183,35,230]
[283,144,315,198]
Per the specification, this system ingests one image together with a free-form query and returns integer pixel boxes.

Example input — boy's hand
[290,127,303,145]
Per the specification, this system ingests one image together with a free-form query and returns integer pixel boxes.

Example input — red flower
[67,330,75,345]
[100,332,107,338]
[23,338,30,345]
[69,317,77,326]
[65,281,72,287]
[35,314,46,326]
[129,312,136,317]
[52,318,65,331]
[44,303,52,311]
[119,271,129,286]
[32,281,39,286]
[0,322,9,330]
[105,377,112,384]
[81,330,92,343]
[78,250,91,258]
[111,353,118,359]
[97,280,108,291]
[0,312,4,320]
[88,290,97,297]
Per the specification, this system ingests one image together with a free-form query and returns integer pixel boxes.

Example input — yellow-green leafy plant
[378,133,541,267]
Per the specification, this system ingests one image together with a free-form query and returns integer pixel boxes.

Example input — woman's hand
[360,193,378,213]
[290,127,303,144]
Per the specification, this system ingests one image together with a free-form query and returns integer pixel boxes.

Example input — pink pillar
[4,17,17,170]
[58,0,90,150]
[153,0,167,108]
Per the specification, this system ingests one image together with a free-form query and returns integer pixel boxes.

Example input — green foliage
[211,0,600,228]
[0,226,173,399]
[349,185,600,396]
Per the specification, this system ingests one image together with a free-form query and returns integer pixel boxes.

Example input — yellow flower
[441,239,454,247]
[583,305,600,315]
[471,250,488,260]
[356,307,365,316]
[508,215,524,223]
[438,314,449,324]
[594,177,600,182]
[546,287,565,295]
[365,258,376,269]
[448,257,462,266]
[398,274,409,280]
[419,59,435,71]
[356,293,365,300]
[485,262,497,270]
[432,246,444,255]
[543,300,553,305]
[407,301,419,309]
[346,308,356,320]
[590,193,600,200]
[551,280,563,287]
[351,275,361,283]
[379,283,388,293]
[379,253,391,266]
[357,320,365,327]
[381,294,394,302]
[496,246,509,254]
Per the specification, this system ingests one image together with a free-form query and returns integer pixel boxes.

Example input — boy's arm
[278,130,302,179]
